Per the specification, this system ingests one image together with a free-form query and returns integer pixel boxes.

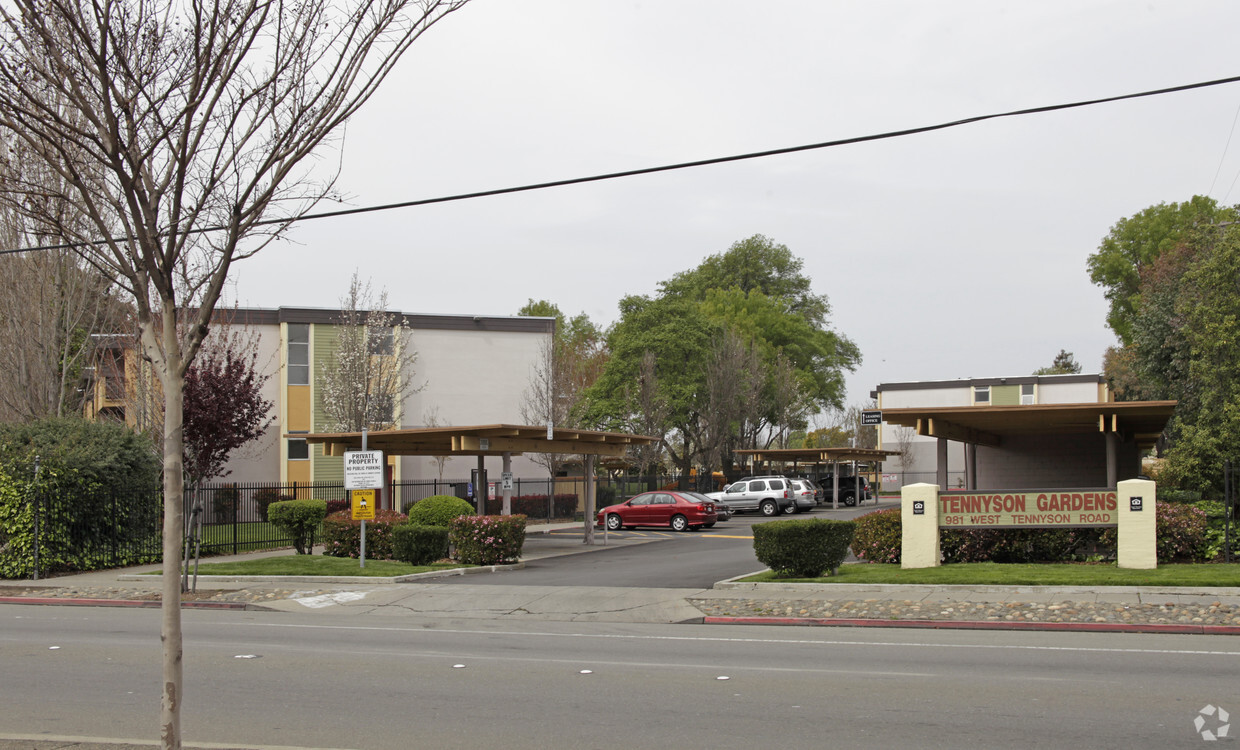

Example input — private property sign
[939,490,1118,528]
[344,450,384,490]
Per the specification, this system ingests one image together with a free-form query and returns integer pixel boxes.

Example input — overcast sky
[228,1,1240,412]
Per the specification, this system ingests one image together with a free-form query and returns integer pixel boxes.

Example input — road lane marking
[228,622,1240,658]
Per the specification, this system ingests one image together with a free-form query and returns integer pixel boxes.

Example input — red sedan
[596,490,718,532]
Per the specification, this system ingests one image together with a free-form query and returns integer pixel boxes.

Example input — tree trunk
[157,306,184,750]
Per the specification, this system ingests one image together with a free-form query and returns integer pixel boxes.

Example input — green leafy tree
[660,234,831,327]
[584,294,720,483]
[1033,349,1082,376]
[1087,196,1234,345]
[1158,229,1240,496]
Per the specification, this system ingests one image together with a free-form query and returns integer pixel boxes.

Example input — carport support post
[831,460,840,510]
[476,455,486,515]
[901,483,941,569]
[936,438,948,489]
[502,452,512,516]
[583,454,596,545]
[1117,478,1157,569]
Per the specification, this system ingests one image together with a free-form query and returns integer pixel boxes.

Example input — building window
[1021,383,1035,405]
[288,323,309,385]
[368,327,394,356]
[288,437,309,460]
[974,385,990,404]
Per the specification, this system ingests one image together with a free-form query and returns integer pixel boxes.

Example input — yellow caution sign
[351,489,376,520]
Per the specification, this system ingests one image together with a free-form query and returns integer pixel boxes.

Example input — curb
[702,615,1240,635]
[0,596,248,610]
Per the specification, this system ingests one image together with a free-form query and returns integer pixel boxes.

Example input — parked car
[817,474,870,507]
[685,491,732,521]
[785,478,819,513]
[596,490,719,531]
[706,476,795,516]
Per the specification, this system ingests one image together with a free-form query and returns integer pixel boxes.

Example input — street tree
[318,273,422,433]
[0,1,471,746]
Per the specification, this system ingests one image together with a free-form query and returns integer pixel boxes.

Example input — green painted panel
[310,323,344,484]
[992,385,1019,406]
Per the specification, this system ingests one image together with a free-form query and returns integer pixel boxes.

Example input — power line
[6,73,1240,257]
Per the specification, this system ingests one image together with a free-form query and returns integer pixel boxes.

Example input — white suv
[707,476,795,516]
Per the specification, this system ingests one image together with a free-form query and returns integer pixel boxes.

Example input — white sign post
[345,450,384,568]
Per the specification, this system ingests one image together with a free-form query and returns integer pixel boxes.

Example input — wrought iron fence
[8,474,694,578]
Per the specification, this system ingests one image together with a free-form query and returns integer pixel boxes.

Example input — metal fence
[10,473,694,578]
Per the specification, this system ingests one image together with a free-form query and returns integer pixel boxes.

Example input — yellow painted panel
[287,385,311,431]
[286,460,311,487]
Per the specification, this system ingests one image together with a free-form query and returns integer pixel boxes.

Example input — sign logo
[1194,704,1230,741]
[1130,496,1144,512]
[912,500,925,515]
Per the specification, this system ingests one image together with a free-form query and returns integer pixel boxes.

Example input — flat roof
[299,424,658,459]
[736,447,901,464]
[878,401,1176,448]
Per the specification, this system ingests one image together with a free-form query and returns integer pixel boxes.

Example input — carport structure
[877,401,1177,490]
[735,447,901,509]
[302,424,659,544]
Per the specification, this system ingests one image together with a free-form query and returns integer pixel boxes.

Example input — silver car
[706,476,794,516]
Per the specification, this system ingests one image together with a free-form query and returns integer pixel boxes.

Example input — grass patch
[740,562,1240,587]
[149,555,471,578]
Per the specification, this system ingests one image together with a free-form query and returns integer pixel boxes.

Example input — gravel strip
[688,597,1240,626]
[0,585,338,605]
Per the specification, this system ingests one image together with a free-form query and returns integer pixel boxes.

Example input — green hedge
[393,524,449,565]
[322,509,406,559]
[406,495,476,526]
[449,514,527,565]
[752,518,856,578]
[267,499,327,554]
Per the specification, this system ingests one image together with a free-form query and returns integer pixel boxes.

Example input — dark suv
[817,475,870,507]
[706,476,795,516]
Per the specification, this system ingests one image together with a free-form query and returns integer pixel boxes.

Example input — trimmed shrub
[1099,502,1212,562]
[407,495,476,527]
[940,527,1104,564]
[449,514,527,565]
[322,509,406,559]
[752,518,856,578]
[393,524,449,565]
[267,499,327,554]
[483,493,579,518]
[325,499,350,516]
[851,507,902,564]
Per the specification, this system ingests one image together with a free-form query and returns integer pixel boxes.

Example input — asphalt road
[461,505,886,588]
[3,604,1238,749]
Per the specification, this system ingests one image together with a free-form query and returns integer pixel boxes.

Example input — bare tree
[318,273,422,433]
[894,425,917,485]
[423,406,450,483]
[0,134,131,421]
[626,351,670,488]
[0,1,470,745]
[700,331,762,476]
[520,335,570,478]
